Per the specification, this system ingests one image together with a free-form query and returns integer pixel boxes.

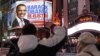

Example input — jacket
[18,27,66,56]
[77,45,100,56]
[12,18,30,28]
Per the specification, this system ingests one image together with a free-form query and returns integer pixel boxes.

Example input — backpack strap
[84,51,94,56]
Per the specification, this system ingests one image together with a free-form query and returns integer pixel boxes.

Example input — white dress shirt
[16,16,25,27]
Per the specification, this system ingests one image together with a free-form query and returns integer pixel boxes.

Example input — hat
[78,32,96,44]
[54,26,65,35]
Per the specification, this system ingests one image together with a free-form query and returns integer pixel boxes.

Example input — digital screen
[8,1,52,28]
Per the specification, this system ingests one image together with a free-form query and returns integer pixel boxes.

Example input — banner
[9,1,52,28]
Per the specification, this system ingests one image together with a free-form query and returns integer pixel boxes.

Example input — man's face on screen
[16,5,27,19]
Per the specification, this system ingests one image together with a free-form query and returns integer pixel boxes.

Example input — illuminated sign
[79,16,93,22]
[12,1,52,27]
[68,22,100,36]
[76,15,98,23]
[26,1,52,21]
[27,5,48,19]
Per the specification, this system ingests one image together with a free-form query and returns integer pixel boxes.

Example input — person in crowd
[81,9,89,16]
[95,35,100,51]
[37,27,50,41]
[45,22,56,37]
[50,24,56,36]
[18,23,66,56]
[7,27,22,56]
[12,4,30,28]
[7,38,19,56]
[76,32,100,56]
[18,23,38,56]
[38,26,66,56]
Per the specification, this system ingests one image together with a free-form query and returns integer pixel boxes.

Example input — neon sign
[68,22,100,36]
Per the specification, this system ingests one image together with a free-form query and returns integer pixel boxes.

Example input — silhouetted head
[37,27,50,40]
[82,9,89,15]
[22,24,37,35]
[77,32,96,53]
[50,24,56,35]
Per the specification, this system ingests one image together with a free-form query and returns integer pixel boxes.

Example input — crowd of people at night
[1,4,100,56]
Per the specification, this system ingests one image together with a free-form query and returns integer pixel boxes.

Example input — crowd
[7,23,67,56]
[1,4,100,56]
[6,23,100,56]
[5,4,67,56]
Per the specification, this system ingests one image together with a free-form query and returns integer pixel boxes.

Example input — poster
[8,1,52,28]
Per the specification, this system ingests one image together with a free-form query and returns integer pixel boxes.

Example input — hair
[50,24,56,35]
[16,4,26,11]
[22,24,37,35]
[44,27,50,32]
[37,27,50,40]
[43,27,50,38]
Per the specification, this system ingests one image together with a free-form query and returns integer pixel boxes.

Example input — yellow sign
[79,16,93,22]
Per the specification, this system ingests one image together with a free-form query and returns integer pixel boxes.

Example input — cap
[78,32,96,44]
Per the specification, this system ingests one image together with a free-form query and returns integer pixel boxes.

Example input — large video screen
[8,1,52,29]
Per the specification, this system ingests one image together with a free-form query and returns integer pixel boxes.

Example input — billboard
[26,1,52,27]
[8,1,52,29]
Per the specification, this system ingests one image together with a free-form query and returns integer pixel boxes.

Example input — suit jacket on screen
[12,18,30,28]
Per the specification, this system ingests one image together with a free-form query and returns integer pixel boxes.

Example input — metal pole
[44,0,45,27]
[0,11,2,47]
[63,0,68,28]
